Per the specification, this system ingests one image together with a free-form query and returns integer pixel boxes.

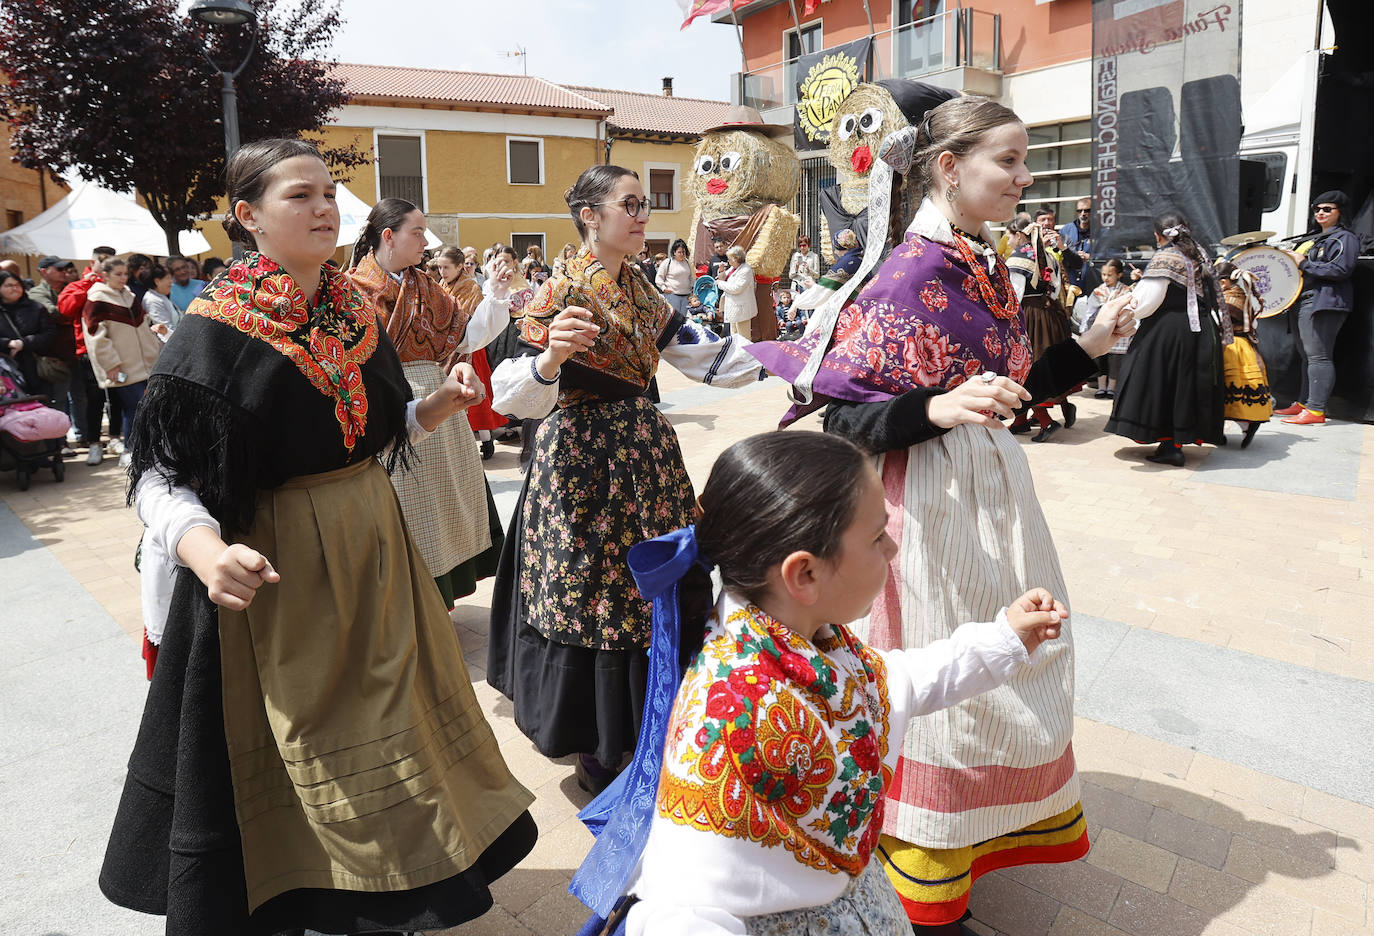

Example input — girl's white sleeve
[454,295,512,353]
[659,319,768,388]
[491,354,559,419]
[135,469,219,646]
[1128,277,1168,319]
[879,611,1030,731]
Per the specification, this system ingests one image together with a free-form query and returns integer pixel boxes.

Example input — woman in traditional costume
[1214,260,1271,447]
[569,431,1069,935]
[102,139,536,936]
[486,164,767,796]
[1105,212,1226,467]
[1006,214,1078,442]
[434,246,513,461]
[348,204,507,607]
[748,97,1133,932]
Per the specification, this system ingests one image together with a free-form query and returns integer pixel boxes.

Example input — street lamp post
[189,0,258,258]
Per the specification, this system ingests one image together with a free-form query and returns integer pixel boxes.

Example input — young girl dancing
[571,430,1067,935]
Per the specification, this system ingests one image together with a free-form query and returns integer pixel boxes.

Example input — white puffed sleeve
[135,469,219,645]
[659,319,768,388]
[455,295,512,353]
[1127,276,1169,320]
[880,610,1031,743]
[491,354,560,419]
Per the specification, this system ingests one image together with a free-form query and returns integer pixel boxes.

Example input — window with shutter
[649,170,675,211]
[377,134,425,208]
[508,139,543,185]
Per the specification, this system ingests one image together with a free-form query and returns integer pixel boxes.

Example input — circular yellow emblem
[798,53,862,144]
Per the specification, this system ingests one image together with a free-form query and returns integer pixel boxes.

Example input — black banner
[793,37,873,153]
[1092,1,1242,255]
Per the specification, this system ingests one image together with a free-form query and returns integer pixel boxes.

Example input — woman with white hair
[715,244,757,338]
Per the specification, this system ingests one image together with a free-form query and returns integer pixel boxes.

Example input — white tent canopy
[0,181,211,259]
[335,182,443,250]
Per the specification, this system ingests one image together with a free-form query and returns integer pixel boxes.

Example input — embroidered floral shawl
[517,249,675,408]
[440,273,484,317]
[349,252,473,367]
[749,201,1032,424]
[656,602,893,876]
[189,252,379,451]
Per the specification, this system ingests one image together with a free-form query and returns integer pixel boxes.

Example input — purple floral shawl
[749,203,1033,425]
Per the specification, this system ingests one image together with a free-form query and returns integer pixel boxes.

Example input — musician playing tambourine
[1277,191,1361,426]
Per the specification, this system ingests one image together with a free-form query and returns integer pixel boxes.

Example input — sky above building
[329,0,744,101]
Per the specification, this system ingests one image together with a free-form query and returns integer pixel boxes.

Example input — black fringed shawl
[126,254,412,538]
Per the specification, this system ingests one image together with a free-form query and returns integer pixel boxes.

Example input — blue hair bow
[569,525,709,920]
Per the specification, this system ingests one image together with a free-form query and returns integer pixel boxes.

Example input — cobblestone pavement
[3,364,1372,936]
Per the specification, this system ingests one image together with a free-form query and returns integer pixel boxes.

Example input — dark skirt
[1105,305,1225,446]
[487,397,708,769]
[1023,294,1072,360]
[100,567,536,936]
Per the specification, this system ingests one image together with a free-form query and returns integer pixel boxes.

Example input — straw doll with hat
[687,105,801,342]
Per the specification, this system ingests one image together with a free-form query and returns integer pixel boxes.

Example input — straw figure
[687,105,800,341]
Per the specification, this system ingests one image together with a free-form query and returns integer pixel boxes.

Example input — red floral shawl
[189,253,379,451]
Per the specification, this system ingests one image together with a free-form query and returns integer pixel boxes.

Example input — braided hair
[1153,211,1219,309]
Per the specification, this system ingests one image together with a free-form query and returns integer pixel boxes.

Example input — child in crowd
[774,287,805,339]
[571,431,1066,935]
[1085,258,1133,398]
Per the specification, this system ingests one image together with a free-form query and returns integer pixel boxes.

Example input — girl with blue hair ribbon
[570,430,1066,935]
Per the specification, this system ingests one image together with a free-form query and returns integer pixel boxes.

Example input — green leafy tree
[0,0,367,254]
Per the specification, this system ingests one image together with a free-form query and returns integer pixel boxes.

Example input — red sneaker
[1273,402,1304,416]
[1282,408,1327,425]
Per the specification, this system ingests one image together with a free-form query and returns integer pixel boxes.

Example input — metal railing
[738,8,1001,113]
[379,174,425,207]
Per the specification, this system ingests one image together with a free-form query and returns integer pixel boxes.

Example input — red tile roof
[566,85,735,137]
[332,63,612,116]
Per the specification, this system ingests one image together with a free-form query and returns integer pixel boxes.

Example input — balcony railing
[379,174,425,208]
[738,8,1001,113]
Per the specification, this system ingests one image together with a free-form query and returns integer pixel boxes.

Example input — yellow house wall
[0,121,71,276]
[185,110,710,265]
[605,137,701,250]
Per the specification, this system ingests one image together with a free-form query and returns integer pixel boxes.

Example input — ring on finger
[980,370,997,385]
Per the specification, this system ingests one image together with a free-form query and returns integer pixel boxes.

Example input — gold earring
[946,183,960,204]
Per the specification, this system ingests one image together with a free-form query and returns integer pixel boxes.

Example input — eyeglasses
[1314,205,1338,214]
[595,196,652,219]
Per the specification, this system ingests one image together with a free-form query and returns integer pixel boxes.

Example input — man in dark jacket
[1277,191,1362,425]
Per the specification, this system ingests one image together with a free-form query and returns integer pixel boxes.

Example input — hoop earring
[945,183,960,205]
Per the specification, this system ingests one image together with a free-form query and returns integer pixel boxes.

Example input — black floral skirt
[487,395,708,768]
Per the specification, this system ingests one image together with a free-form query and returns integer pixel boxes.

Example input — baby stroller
[0,357,69,490]
[691,275,725,336]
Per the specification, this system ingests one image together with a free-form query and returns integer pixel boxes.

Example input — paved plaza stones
[3,367,1372,936]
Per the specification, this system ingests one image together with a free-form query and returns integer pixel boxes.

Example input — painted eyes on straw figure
[836,107,885,142]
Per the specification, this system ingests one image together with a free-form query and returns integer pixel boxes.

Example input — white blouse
[490,319,766,420]
[622,591,1031,935]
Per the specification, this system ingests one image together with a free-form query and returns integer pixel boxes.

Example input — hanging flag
[678,0,746,29]
[793,36,872,151]
[802,0,824,14]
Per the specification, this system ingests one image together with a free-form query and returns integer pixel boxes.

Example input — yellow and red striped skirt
[875,802,1089,926]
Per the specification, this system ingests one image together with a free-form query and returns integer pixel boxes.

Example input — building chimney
[662,77,674,97]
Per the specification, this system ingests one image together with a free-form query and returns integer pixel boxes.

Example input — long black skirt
[487,400,708,771]
[100,567,536,936]
[1105,305,1225,446]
